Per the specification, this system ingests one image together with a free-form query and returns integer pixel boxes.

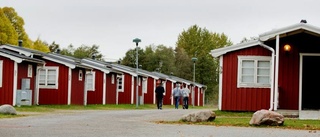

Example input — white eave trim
[81,62,110,74]
[0,52,23,63]
[43,56,76,69]
[0,45,33,57]
[210,40,260,57]
[259,23,320,41]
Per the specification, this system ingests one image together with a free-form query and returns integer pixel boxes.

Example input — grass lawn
[162,110,320,130]
[1,104,319,130]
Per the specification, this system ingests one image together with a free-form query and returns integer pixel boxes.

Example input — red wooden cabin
[0,48,44,106]
[211,21,320,119]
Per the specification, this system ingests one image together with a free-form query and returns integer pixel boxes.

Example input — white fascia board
[210,40,260,57]
[0,52,23,63]
[112,67,136,76]
[0,45,33,57]
[259,23,320,41]
[138,71,159,79]
[81,62,110,74]
[43,56,76,69]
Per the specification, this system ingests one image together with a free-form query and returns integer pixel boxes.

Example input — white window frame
[237,56,271,88]
[117,74,124,92]
[86,71,95,91]
[38,66,59,89]
[0,60,3,87]
[79,70,83,81]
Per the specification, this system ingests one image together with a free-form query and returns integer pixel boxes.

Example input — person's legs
[185,97,189,109]
[159,97,163,109]
[182,97,186,109]
[174,97,178,109]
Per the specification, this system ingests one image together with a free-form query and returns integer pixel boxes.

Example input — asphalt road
[0,109,319,137]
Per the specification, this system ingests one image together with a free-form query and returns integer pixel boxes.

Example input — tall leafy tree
[59,44,104,60]
[174,47,192,79]
[2,7,32,48]
[176,24,232,105]
[49,41,60,53]
[0,8,18,45]
[121,47,145,68]
[32,38,50,52]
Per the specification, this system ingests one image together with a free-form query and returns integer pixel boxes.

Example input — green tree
[121,47,145,68]
[0,8,18,45]
[32,38,50,52]
[59,44,104,60]
[176,24,232,105]
[49,41,60,53]
[2,7,32,48]
[174,46,192,79]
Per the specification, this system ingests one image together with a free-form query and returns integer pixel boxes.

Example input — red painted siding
[39,61,69,105]
[106,73,117,104]
[144,77,155,104]
[163,81,173,105]
[118,73,133,104]
[221,46,272,111]
[266,33,320,110]
[0,57,14,105]
[71,68,85,105]
[195,87,199,106]
[199,88,204,106]
[87,70,104,104]
[17,62,37,105]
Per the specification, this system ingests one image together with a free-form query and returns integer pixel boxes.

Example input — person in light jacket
[171,83,182,109]
[181,85,190,109]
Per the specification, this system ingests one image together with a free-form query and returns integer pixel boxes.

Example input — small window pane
[258,76,269,84]
[242,76,254,82]
[258,61,270,67]
[242,60,254,67]
[257,68,270,75]
[242,68,254,75]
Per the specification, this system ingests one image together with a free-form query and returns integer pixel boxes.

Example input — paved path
[0,109,319,137]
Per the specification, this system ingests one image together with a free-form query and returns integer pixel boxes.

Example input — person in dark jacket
[155,81,165,110]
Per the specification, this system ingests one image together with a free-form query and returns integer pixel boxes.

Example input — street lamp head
[133,38,141,46]
[191,57,198,62]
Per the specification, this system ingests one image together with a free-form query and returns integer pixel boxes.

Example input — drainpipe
[274,35,280,111]
[259,42,275,111]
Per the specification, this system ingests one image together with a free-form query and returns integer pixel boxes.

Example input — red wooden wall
[0,57,14,105]
[71,68,85,105]
[221,46,271,111]
[118,73,133,104]
[163,81,173,105]
[87,70,104,104]
[17,62,38,105]
[39,61,69,105]
[144,77,155,104]
[106,73,117,104]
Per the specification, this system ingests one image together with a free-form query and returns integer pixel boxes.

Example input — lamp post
[133,38,141,108]
[191,57,197,107]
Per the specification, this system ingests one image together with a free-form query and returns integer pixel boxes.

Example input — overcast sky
[1,0,319,61]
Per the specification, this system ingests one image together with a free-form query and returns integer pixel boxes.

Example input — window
[79,70,83,81]
[111,74,115,84]
[117,74,124,92]
[0,60,2,87]
[86,71,95,91]
[38,67,59,89]
[27,64,32,78]
[238,56,271,88]
[142,77,147,93]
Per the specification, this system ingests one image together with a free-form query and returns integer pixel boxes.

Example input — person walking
[182,85,190,109]
[155,81,165,110]
[171,83,182,109]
